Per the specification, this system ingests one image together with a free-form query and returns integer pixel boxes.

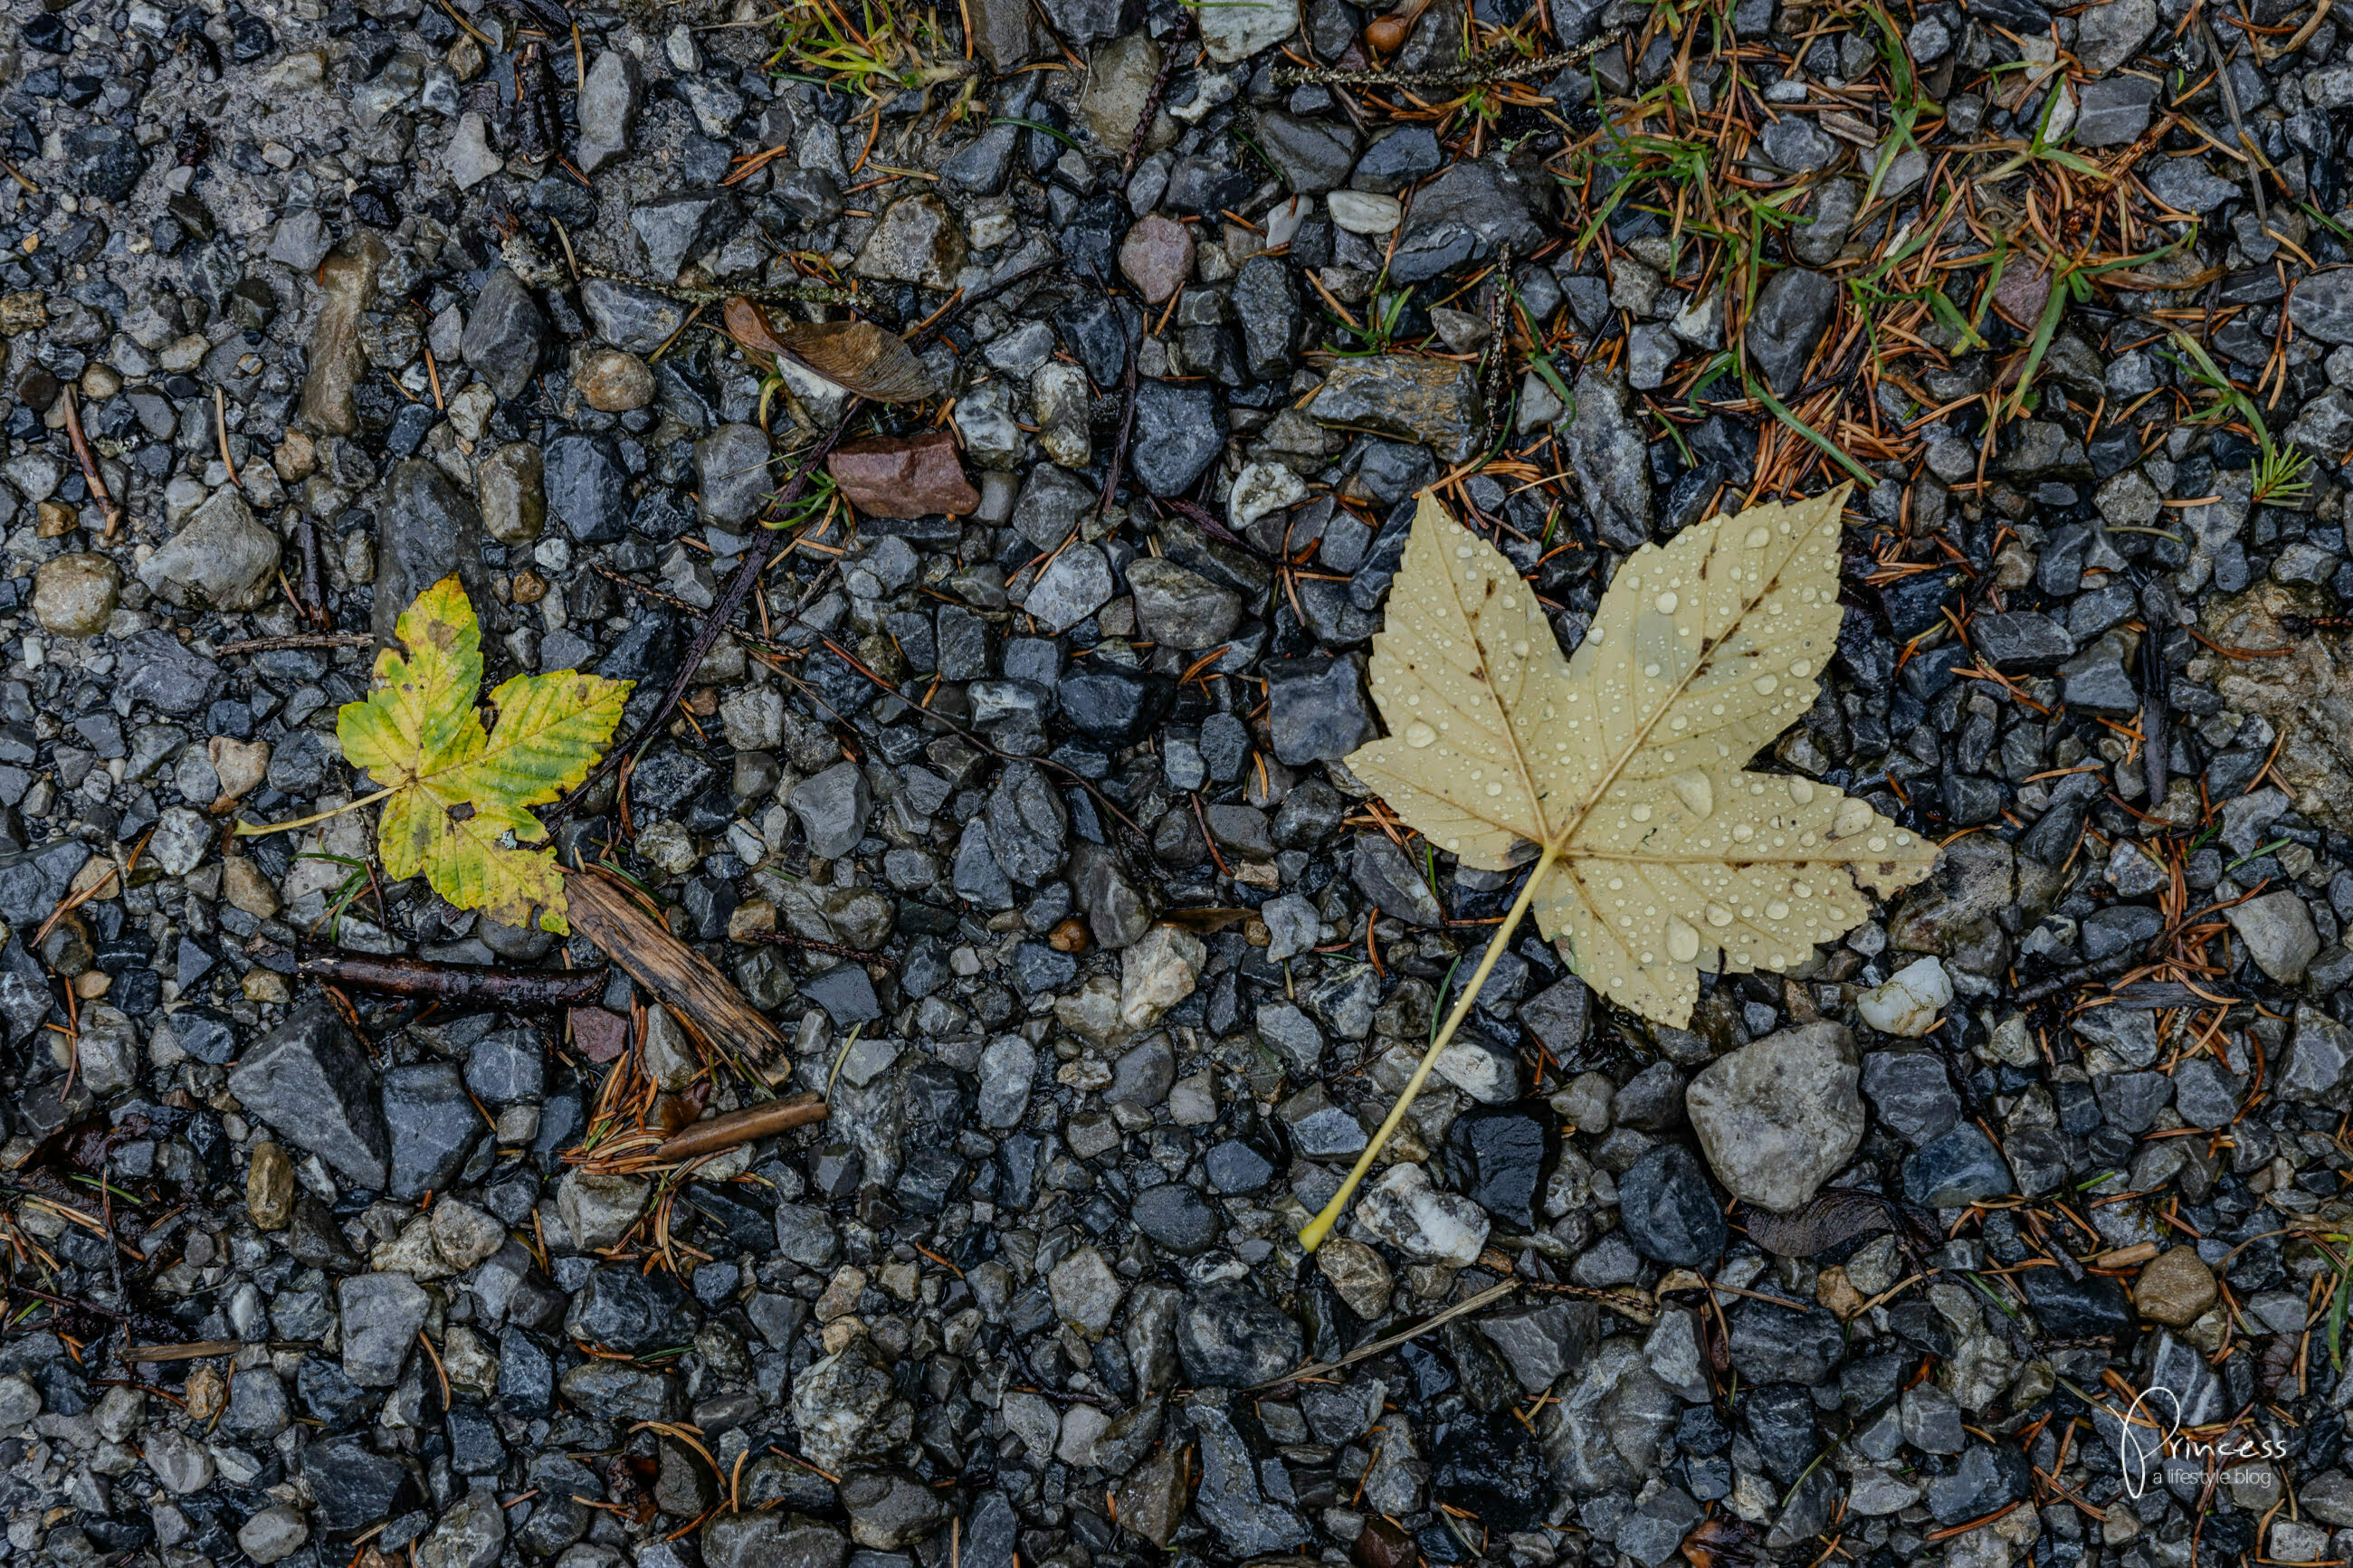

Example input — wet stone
[228,1002,389,1190]
[1442,1100,1554,1228]
[1685,1023,1863,1212]
[857,194,967,290]
[544,433,630,544]
[633,188,739,280]
[1387,160,1545,283]
[1306,355,1483,464]
[1860,1050,1961,1145]
[1267,654,1377,765]
[383,1060,484,1199]
[1177,1282,1302,1386]
[1131,380,1227,496]
[583,279,689,355]
[1617,1145,1726,1265]
[33,553,120,637]
[461,270,550,402]
[1903,1123,2015,1208]
[1127,557,1243,648]
[141,486,281,613]
[1745,267,1838,394]
[1119,214,1195,303]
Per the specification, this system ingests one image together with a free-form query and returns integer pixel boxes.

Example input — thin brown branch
[655,1092,828,1162]
[295,952,608,1011]
[740,931,893,964]
[1121,15,1190,184]
[1253,1279,1521,1388]
[214,633,376,655]
[60,387,125,539]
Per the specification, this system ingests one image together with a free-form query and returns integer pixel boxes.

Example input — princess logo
[2115,1384,2291,1500]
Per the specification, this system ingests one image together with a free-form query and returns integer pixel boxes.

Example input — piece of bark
[563,870,789,1064]
[655,1091,827,1162]
[298,953,606,1011]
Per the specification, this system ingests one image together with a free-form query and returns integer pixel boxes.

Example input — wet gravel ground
[19,0,2353,1567]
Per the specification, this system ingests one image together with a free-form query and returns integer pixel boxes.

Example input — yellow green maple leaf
[336,575,632,934]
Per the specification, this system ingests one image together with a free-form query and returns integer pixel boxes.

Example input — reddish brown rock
[1354,1516,1416,1568]
[826,432,980,519]
[1119,214,1195,305]
[569,1007,629,1063]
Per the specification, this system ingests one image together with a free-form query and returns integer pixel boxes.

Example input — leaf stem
[234,785,397,838]
[1299,838,1561,1251]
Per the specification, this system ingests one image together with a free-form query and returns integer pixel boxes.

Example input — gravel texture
[8,2,2353,1568]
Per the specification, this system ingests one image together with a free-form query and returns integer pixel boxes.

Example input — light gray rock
[1684,1022,1864,1212]
[697,423,774,530]
[978,1037,1037,1127]
[1350,1161,1489,1265]
[2226,891,2320,982]
[576,51,645,174]
[558,1171,651,1251]
[1024,545,1115,632]
[791,762,872,860]
[138,487,281,612]
[338,1272,431,1386]
[239,1506,310,1566]
[417,1487,506,1568]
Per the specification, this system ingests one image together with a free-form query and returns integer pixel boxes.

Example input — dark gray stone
[631,188,739,280]
[228,1002,389,1189]
[543,433,629,543]
[1176,1283,1301,1386]
[381,1060,484,1199]
[1744,268,1838,395]
[1264,653,1375,765]
[376,460,491,649]
[1902,1123,2014,1207]
[1859,1051,1961,1146]
[460,270,550,402]
[1130,380,1226,496]
[1388,160,1547,284]
[1131,1183,1221,1255]
[1618,1145,1725,1265]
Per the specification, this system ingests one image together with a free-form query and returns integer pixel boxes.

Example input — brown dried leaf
[1681,1515,1765,1568]
[722,297,938,404]
[1345,488,1939,1026]
[1742,1187,1933,1258]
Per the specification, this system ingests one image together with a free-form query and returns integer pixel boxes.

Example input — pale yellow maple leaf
[1303,485,1940,1249]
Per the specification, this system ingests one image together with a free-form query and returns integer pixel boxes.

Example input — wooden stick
[563,870,789,1063]
[655,1092,827,1162]
[214,386,241,489]
[59,387,124,539]
[297,952,607,1011]
[214,633,376,656]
